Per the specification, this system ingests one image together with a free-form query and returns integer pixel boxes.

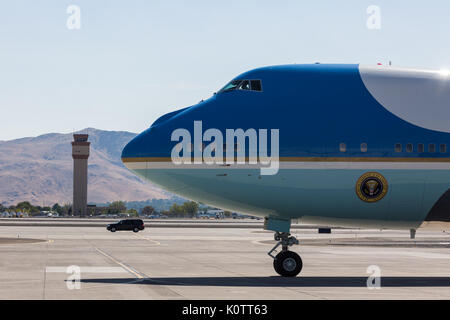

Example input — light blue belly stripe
[132,168,450,229]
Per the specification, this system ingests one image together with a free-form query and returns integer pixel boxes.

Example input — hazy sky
[1,0,450,140]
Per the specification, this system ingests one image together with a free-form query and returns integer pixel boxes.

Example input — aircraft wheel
[273,251,302,277]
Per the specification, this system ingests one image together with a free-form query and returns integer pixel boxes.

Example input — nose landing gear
[268,232,302,277]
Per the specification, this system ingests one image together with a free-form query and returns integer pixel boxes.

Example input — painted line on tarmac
[94,247,185,289]
[46,266,128,273]
[94,248,183,297]
[134,234,161,245]
[94,248,146,279]
[252,239,273,246]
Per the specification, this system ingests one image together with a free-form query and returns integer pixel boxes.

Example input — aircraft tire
[273,251,302,277]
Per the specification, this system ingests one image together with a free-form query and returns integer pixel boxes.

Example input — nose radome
[122,105,198,168]
[121,130,150,160]
[121,122,175,164]
[121,131,152,180]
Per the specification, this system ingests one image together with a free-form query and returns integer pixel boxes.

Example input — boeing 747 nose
[122,64,450,277]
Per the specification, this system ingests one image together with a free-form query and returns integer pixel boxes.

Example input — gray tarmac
[1,220,450,299]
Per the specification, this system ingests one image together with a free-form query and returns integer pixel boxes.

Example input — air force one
[122,64,450,277]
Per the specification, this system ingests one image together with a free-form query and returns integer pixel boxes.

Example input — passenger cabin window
[418,143,424,153]
[360,143,367,153]
[440,144,447,153]
[429,144,436,153]
[218,79,262,93]
[339,143,346,152]
[395,143,402,153]
[406,144,413,153]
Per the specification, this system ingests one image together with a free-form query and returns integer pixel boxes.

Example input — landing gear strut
[268,232,302,277]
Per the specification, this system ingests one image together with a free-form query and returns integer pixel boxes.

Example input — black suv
[107,219,145,233]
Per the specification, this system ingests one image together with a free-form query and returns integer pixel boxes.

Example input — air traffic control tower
[72,134,90,216]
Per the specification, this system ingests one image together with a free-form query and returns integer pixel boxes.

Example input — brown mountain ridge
[0,128,169,206]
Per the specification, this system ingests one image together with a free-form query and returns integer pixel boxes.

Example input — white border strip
[46,266,127,273]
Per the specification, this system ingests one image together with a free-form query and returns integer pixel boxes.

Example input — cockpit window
[218,79,262,93]
[250,80,262,91]
[219,80,242,92]
[238,80,250,90]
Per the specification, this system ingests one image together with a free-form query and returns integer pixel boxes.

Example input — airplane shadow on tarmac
[80,276,450,287]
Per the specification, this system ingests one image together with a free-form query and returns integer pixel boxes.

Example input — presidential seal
[355,172,388,203]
